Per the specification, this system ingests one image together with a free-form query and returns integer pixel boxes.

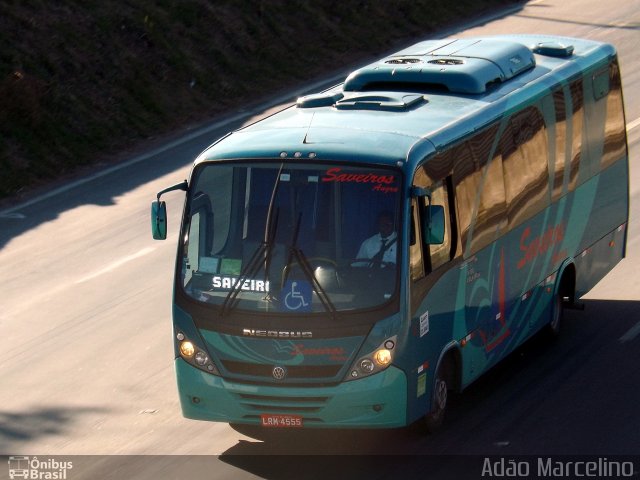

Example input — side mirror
[150,180,188,240]
[151,201,167,240]
[424,205,445,245]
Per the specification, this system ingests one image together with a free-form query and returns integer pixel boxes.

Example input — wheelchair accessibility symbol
[281,280,312,312]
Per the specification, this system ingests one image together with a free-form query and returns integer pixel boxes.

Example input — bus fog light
[180,341,195,358]
[195,351,208,366]
[374,349,392,366]
[360,359,375,373]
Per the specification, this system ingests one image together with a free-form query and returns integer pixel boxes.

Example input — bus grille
[235,393,330,413]
[221,360,342,379]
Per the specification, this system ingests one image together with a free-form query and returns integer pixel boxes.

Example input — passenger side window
[568,79,585,190]
[454,124,507,256]
[600,61,627,170]
[551,88,568,201]
[501,105,550,228]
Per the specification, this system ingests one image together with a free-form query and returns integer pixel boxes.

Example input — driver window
[427,181,452,271]
[410,199,424,281]
[411,164,455,275]
[184,212,201,286]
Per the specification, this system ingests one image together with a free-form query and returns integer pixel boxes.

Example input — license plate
[260,414,304,428]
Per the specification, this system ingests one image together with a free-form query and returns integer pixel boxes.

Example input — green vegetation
[0,0,519,199]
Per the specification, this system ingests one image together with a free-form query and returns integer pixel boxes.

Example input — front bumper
[176,358,407,428]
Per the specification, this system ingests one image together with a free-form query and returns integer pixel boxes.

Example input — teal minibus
[152,35,628,431]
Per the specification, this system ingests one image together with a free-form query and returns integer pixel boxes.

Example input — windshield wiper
[220,165,284,318]
[282,213,338,320]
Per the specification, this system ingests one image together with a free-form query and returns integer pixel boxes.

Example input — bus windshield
[180,161,402,314]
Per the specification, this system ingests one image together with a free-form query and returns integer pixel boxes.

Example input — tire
[423,363,449,433]
[546,290,563,338]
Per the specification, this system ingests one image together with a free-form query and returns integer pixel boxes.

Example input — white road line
[0,0,635,220]
[619,321,640,343]
[0,77,346,218]
[0,212,26,219]
[628,117,640,133]
[0,111,246,217]
[6,113,636,220]
[74,246,156,284]
[0,3,527,219]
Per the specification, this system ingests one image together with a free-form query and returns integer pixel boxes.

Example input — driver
[356,211,397,265]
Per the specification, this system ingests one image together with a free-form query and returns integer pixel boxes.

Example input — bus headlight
[194,351,208,366]
[360,359,375,373]
[176,331,219,376]
[180,341,195,358]
[374,349,392,366]
[345,336,396,381]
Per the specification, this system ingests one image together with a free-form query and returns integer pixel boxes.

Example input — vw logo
[272,366,287,380]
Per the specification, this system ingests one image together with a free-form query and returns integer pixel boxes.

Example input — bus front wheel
[423,362,450,433]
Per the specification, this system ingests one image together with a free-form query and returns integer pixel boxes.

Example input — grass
[0,0,521,199]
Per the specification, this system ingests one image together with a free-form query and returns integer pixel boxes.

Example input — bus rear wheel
[547,290,563,337]
[545,290,564,339]
[547,266,574,338]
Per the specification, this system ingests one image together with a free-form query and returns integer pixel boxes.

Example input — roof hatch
[532,42,574,57]
[343,38,536,94]
[297,91,426,111]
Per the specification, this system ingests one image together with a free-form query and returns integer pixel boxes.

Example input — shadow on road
[220,451,479,480]
[0,3,532,252]
[218,299,640,478]
[0,405,109,453]
[0,118,241,250]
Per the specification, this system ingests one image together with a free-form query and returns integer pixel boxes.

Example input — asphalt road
[1,0,639,478]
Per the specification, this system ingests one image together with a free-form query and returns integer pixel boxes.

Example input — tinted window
[501,105,550,228]
[454,125,507,255]
[181,162,402,314]
[601,62,627,170]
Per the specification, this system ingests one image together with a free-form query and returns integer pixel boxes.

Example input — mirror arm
[410,186,431,199]
[157,180,188,201]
